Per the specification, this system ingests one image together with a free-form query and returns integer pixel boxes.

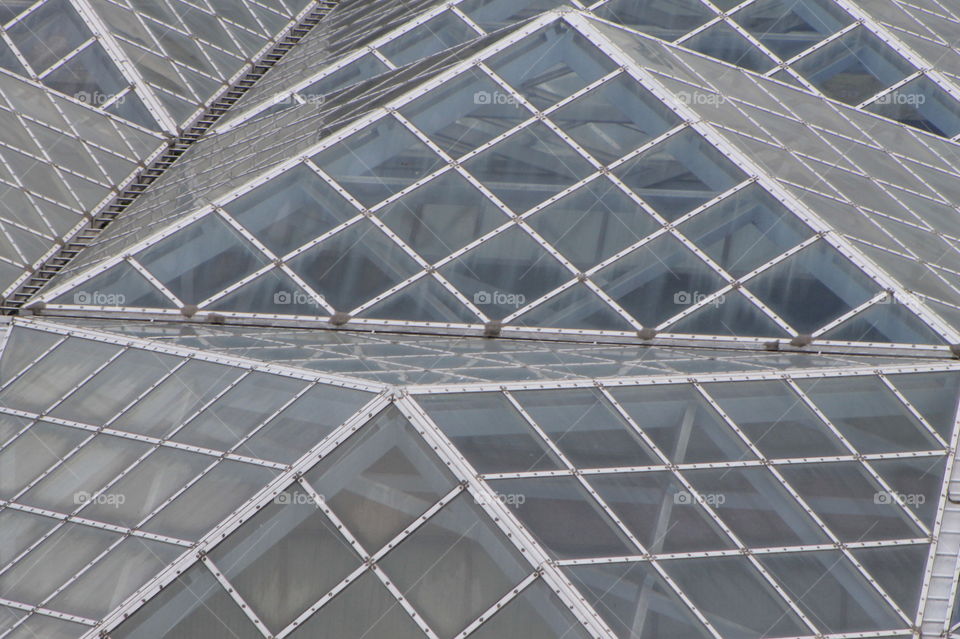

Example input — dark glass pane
[596,0,714,41]
[512,283,634,331]
[887,372,960,439]
[683,21,776,72]
[53,261,174,309]
[379,10,477,66]
[358,274,480,324]
[733,0,853,60]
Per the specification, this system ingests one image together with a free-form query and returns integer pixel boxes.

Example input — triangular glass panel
[550,73,683,164]
[458,0,569,32]
[678,184,813,278]
[661,555,808,638]
[7,0,91,73]
[303,406,458,551]
[852,544,929,621]
[512,387,660,467]
[378,492,530,636]
[0,326,63,382]
[224,163,358,257]
[439,225,572,320]
[43,43,128,103]
[796,376,941,454]
[463,122,595,214]
[136,213,268,305]
[108,563,262,639]
[207,485,362,633]
[53,261,174,309]
[288,221,420,312]
[732,0,853,60]
[591,234,727,328]
[527,177,659,272]
[418,392,564,473]
[887,372,960,440]
[704,380,849,458]
[378,10,477,66]
[565,561,713,639]
[759,551,903,633]
[208,268,326,316]
[486,21,617,110]
[867,75,960,138]
[512,283,634,331]
[286,569,424,639]
[595,0,714,41]
[311,114,444,208]
[358,274,480,324]
[610,384,754,463]
[870,455,948,529]
[822,300,945,345]
[587,472,734,553]
[489,475,637,558]
[682,20,777,73]
[665,289,789,338]
[0,422,89,497]
[614,127,747,221]
[745,240,880,334]
[469,579,592,639]
[376,170,509,264]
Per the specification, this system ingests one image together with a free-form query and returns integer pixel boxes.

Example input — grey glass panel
[171,372,307,451]
[0,522,119,605]
[778,462,922,541]
[288,221,420,312]
[665,289,789,338]
[823,301,946,345]
[312,115,444,207]
[304,406,457,551]
[610,384,753,464]
[487,21,616,110]
[490,476,636,558]
[0,509,57,568]
[705,380,848,458]
[47,537,182,619]
[463,122,595,213]
[53,261,174,308]
[287,568,423,638]
[0,326,61,382]
[379,493,529,636]
[19,434,149,513]
[528,177,658,272]
[240,384,372,464]
[50,349,180,425]
[109,563,261,639]
[44,42,127,101]
[401,67,532,159]
[596,0,714,41]
[299,53,390,104]
[871,456,946,528]
[110,360,243,438]
[793,28,913,105]
[614,128,747,221]
[208,268,326,316]
[225,163,358,256]
[760,551,902,632]
[867,75,960,137]
[512,283,634,331]
[2,615,88,639]
[0,606,23,634]
[684,467,830,546]
[0,337,121,413]
[377,170,508,263]
[379,10,477,66]
[683,21,776,73]
[459,0,568,31]
[80,447,212,528]
[209,486,361,633]
[732,0,853,59]
[591,234,726,328]
[679,184,813,278]
[588,472,733,553]
[142,460,277,540]
[440,225,572,320]
[419,392,562,473]
[887,372,960,440]
[796,376,939,454]
[0,421,88,497]
[854,544,928,620]
[566,562,713,639]
[470,578,592,639]
[746,240,879,333]
[137,213,268,305]
[663,555,807,639]
[513,388,658,467]
[7,0,90,72]
[358,273,480,324]
[551,74,682,164]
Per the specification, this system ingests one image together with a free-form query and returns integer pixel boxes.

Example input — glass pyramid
[2,2,960,639]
